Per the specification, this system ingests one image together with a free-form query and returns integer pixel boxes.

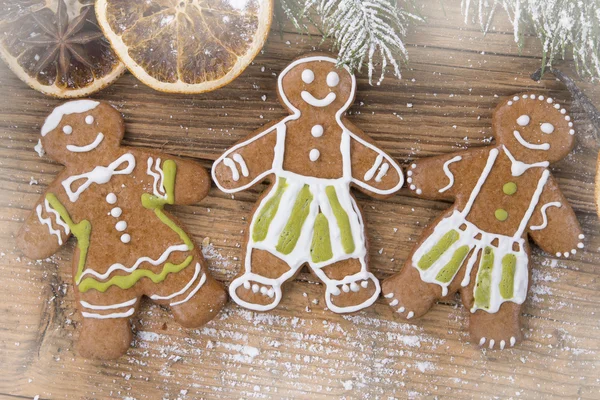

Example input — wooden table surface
[1,2,599,399]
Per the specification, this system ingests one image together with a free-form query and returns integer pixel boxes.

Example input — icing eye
[301,69,314,84]
[540,122,554,134]
[516,115,530,126]
[62,125,73,134]
[85,115,94,124]
[327,71,340,87]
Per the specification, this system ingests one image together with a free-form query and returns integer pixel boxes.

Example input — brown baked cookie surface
[383,93,585,349]
[17,100,226,359]
[212,53,404,313]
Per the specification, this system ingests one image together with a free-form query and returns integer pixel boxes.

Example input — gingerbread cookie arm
[16,173,74,260]
[212,122,280,193]
[406,149,484,201]
[346,128,403,198]
[527,175,585,257]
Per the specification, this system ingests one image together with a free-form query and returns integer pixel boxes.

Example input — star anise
[21,0,104,78]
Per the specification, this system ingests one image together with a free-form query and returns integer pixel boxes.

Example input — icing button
[503,182,517,195]
[309,149,320,162]
[116,221,127,231]
[110,207,122,218]
[120,234,131,244]
[311,124,324,137]
[495,209,508,221]
[106,193,117,204]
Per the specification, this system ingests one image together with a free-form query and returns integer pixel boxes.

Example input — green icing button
[503,182,517,195]
[495,209,508,221]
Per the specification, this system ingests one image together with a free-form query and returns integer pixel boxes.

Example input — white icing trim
[301,91,337,107]
[41,100,100,136]
[502,146,549,176]
[147,157,166,198]
[374,162,389,182]
[45,199,69,234]
[439,155,462,193]
[364,154,383,181]
[66,132,104,153]
[62,153,136,202]
[78,244,189,283]
[513,130,550,150]
[170,272,207,306]
[514,170,549,238]
[150,262,201,301]
[233,154,249,177]
[82,307,135,319]
[80,297,137,310]
[529,201,561,231]
[36,203,63,245]
[223,157,240,181]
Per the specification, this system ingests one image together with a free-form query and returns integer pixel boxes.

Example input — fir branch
[280,0,422,84]
[463,0,600,81]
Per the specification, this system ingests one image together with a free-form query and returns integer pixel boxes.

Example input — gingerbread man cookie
[17,100,227,359]
[383,94,584,349]
[213,54,404,313]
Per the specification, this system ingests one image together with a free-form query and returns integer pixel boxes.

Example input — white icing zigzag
[147,157,166,198]
[36,202,64,245]
[77,243,189,283]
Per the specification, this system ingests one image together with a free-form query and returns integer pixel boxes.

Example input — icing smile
[512,130,549,151]
[66,132,105,152]
[301,91,336,107]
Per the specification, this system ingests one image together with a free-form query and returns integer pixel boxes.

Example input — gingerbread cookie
[212,54,404,313]
[383,93,584,349]
[17,100,227,359]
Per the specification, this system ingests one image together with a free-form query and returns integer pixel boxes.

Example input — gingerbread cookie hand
[213,54,404,314]
[383,93,584,349]
[17,100,226,359]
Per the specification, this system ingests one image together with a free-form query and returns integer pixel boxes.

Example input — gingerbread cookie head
[494,94,575,165]
[278,55,354,115]
[39,100,125,165]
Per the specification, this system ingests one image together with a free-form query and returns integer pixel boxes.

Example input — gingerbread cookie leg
[77,316,134,359]
[76,285,142,359]
[382,259,445,320]
[148,256,227,328]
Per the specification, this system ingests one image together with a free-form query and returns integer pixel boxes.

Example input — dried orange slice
[95,0,273,93]
[0,0,126,98]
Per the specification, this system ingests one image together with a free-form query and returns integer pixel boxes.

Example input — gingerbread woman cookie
[212,54,403,313]
[17,100,227,359]
[382,93,584,349]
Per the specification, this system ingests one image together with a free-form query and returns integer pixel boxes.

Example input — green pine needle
[280,0,423,84]
[463,0,600,81]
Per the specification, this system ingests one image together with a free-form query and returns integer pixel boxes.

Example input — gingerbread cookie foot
[229,273,282,311]
[468,302,523,350]
[323,272,380,313]
[77,317,133,360]
[381,266,440,320]
[170,273,227,328]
